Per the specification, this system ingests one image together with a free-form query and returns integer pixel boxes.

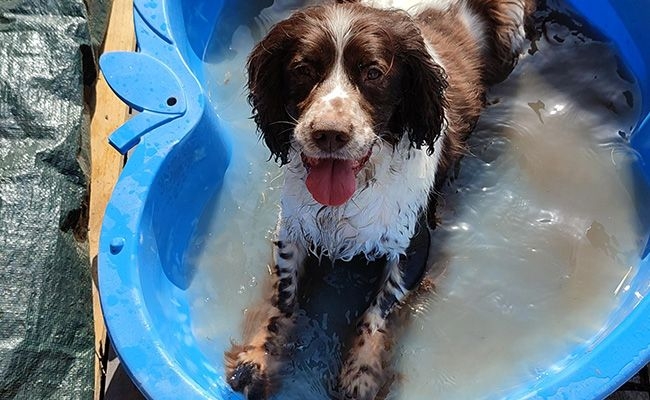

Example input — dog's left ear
[397,27,449,154]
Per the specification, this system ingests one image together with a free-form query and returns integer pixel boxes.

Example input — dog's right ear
[247,20,298,166]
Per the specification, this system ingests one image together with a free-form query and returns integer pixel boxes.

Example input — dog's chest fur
[279,136,442,260]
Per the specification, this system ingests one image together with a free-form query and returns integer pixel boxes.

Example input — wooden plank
[88,0,135,398]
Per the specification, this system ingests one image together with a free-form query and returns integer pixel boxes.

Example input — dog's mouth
[301,150,372,206]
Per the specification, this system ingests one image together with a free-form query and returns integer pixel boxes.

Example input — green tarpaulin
[0,0,110,398]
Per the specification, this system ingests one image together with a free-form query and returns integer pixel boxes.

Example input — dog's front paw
[338,323,391,400]
[225,345,271,400]
[339,359,383,400]
[228,360,267,400]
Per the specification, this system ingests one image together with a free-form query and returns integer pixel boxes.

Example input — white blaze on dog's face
[292,8,389,207]
[246,4,448,206]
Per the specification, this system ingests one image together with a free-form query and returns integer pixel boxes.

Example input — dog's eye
[292,63,315,79]
[365,66,383,81]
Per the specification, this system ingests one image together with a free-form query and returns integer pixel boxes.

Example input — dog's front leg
[339,221,430,400]
[225,236,306,400]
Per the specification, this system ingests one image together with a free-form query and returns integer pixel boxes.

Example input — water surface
[187,2,650,398]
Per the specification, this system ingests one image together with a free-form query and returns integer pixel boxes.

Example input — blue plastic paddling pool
[98,0,650,399]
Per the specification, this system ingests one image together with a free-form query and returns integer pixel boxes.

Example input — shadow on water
[204,1,274,62]
[266,250,449,399]
[531,1,650,278]
[203,0,321,63]
[272,255,383,399]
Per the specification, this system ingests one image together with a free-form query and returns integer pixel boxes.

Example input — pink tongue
[305,158,357,206]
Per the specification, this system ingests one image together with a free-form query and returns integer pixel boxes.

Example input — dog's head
[247,4,448,206]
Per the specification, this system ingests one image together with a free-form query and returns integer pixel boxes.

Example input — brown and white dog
[225,0,535,398]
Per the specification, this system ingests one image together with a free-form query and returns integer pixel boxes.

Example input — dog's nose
[312,130,351,152]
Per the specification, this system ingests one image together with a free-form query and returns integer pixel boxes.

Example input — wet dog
[225,0,535,398]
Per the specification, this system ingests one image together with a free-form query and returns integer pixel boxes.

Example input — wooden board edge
[88,0,136,398]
